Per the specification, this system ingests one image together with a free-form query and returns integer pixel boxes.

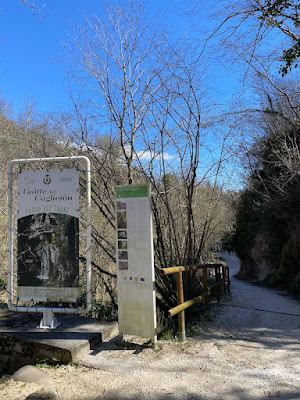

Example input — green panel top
[116,185,149,198]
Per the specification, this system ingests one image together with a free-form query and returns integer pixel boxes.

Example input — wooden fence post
[222,264,226,293]
[215,266,221,303]
[226,267,230,293]
[202,267,210,311]
[176,271,186,342]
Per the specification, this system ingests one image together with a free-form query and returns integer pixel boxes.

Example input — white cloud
[134,150,175,161]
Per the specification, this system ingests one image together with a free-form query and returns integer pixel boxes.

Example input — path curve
[217,252,300,334]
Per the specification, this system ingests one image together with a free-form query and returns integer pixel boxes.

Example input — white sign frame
[8,156,92,319]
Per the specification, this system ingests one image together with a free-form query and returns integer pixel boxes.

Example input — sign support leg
[39,308,60,329]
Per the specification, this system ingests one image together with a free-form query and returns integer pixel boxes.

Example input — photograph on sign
[119,261,128,270]
[17,169,79,302]
[17,214,79,287]
[118,230,127,239]
[117,212,127,229]
[118,250,128,260]
[118,240,127,250]
[116,201,126,211]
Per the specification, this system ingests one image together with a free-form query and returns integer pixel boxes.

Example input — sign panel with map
[115,184,156,339]
[17,169,79,302]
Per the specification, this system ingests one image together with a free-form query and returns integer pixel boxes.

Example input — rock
[267,391,281,398]
[12,365,54,386]
[25,387,57,400]
[213,340,231,349]
[240,234,275,281]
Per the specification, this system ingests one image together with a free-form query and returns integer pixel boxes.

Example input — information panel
[17,169,79,302]
[115,184,156,339]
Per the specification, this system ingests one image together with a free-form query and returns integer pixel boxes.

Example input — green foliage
[158,329,174,341]
[35,357,60,368]
[290,272,300,295]
[0,375,9,384]
[280,39,300,76]
[0,301,7,309]
[157,317,178,340]
[221,231,235,253]
[232,190,263,260]
[0,137,21,151]
[88,300,118,321]
[273,228,300,294]
[257,0,300,76]
[35,360,51,368]
[186,324,203,337]
[0,277,6,291]
[263,0,296,17]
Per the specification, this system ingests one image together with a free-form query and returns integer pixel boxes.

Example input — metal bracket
[39,308,60,329]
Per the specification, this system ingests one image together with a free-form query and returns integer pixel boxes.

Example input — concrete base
[0,309,118,373]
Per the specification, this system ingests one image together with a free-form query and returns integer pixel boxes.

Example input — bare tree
[20,0,55,18]
[62,1,237,313]
[242,78,300,200]
[185,0,300,76]
[63,1,168,184]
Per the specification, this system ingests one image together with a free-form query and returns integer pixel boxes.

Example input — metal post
[151,335,158,350]
[7,162,14,311]
[176,271,186,342]
[85,157,92,313]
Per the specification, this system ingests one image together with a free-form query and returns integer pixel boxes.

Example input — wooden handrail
[160,262,230,342]
[160,262,227,275]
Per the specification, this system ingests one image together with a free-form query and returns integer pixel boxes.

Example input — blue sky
[0,0,250,190]
[0,1,114,113]
[1,0,289,191]
[0,0,243,117]
[0,0,197,114]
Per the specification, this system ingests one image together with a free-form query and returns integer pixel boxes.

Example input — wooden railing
[160,262,230,341]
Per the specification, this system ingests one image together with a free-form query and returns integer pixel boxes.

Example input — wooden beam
[169,293,209,317]
[160,262,227,275]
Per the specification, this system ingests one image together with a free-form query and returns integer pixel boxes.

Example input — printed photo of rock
[118,240,127,250]
[117,212,127,229]
[119,261,128,270]
[118,230,127,240]
[17,213,79,288]
[118,250,128,261]
[116,201,126,211]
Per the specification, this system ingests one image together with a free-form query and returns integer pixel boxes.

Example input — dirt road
[1,253,300,400]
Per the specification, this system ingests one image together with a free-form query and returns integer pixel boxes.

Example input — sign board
[17,168,79,302]
[115,184,156,339]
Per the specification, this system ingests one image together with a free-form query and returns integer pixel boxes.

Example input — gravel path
[1,253,300,400]
[212,252,300,340]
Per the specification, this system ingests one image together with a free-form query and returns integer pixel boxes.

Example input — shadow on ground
[69,390,300,400]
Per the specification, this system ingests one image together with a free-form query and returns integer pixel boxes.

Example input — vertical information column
[115,184,156,340]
